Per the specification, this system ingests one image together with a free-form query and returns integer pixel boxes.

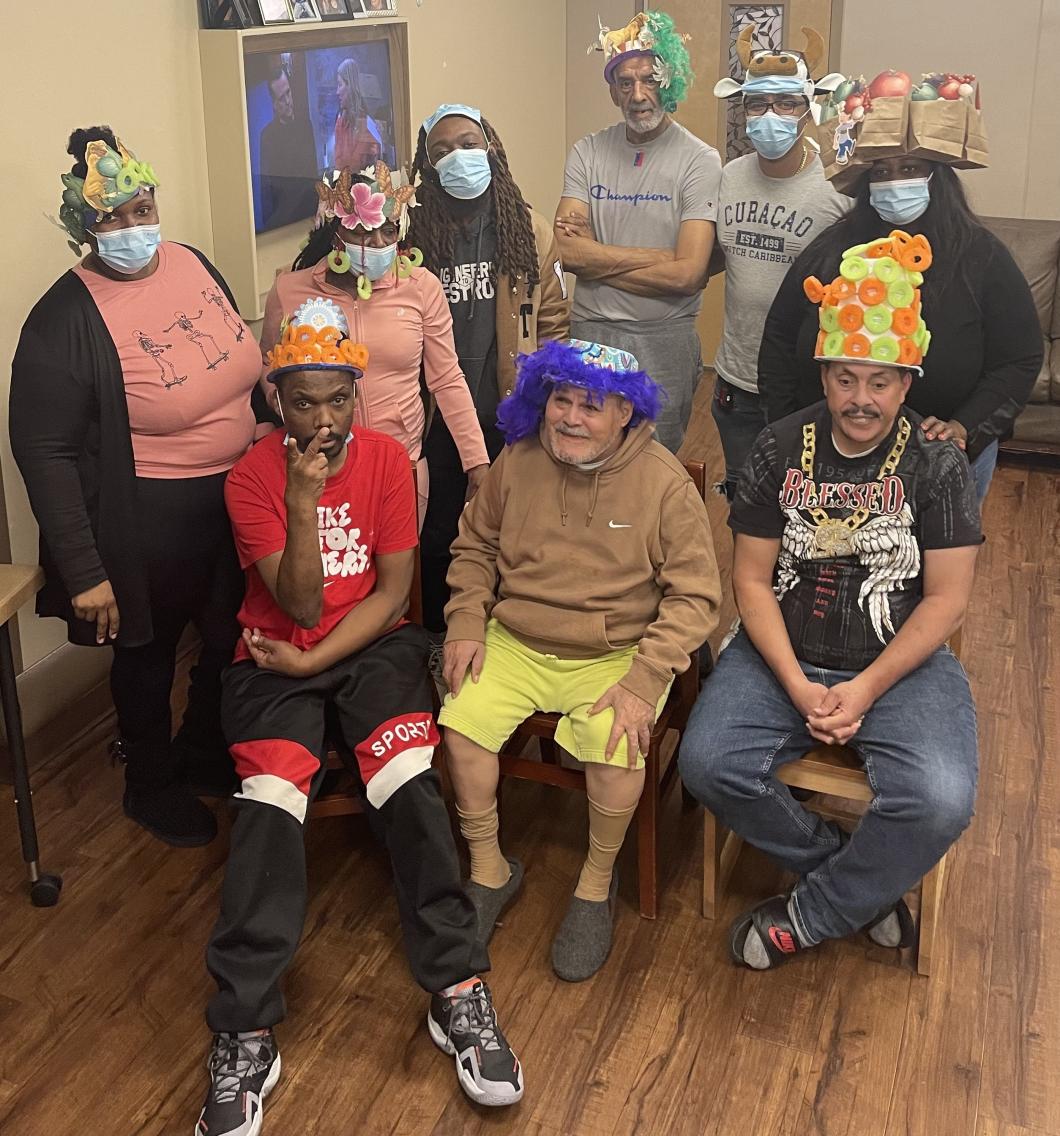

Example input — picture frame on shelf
[256,0,293,24]
[202,0,255,28]
[318,0,352,18]
[353,0,397,16]
[291,0,322,20]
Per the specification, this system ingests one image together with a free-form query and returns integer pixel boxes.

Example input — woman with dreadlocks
[259,161,489,520]
[410,104,569,658]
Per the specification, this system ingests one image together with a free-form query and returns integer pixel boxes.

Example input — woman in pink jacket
[260,162,489,516]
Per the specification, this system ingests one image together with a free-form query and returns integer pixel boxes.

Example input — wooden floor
[2,381,1059,1136]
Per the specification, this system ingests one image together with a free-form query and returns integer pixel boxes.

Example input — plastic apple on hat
[868,70,912,98]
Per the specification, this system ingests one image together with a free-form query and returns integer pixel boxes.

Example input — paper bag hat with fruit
[816,70,988,193]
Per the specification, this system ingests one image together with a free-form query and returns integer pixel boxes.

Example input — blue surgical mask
[869,176,932,225]
[347,241,397,281]
[745,112,802,160]
[434,147,492,200]
[93,223,162,274]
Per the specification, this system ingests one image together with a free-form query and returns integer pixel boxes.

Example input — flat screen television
[242,23,410,235]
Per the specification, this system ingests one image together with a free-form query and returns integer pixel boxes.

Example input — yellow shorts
[438,619,671,770]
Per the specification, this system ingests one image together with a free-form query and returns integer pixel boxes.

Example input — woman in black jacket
[9,127,272,846]
[758,158,1041,500]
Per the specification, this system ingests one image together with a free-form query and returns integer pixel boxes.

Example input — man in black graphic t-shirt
[679,234,982,970]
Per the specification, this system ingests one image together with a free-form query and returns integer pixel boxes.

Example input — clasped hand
[793,677,874,746]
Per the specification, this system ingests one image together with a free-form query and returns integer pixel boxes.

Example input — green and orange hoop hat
[265,297,369,383]
[804,228,932,375]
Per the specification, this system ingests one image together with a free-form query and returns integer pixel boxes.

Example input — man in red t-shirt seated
[196,301,521,1136]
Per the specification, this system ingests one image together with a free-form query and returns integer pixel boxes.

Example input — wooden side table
[0,564,62,906]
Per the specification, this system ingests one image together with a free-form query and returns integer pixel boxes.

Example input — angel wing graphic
[848,503,920,643]
[776,509,819,601]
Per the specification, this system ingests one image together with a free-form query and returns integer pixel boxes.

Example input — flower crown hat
[496,339,663,445]
[803,229,933,375]
[587,8,694,113]
[265,297,369,383]
[51,136,159,254]
[313,161,424,298]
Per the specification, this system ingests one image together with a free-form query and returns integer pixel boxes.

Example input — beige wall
[839,0,1060,220]
[1,0,566,728]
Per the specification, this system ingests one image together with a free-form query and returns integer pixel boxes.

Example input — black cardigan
[9,246,272,648]
[757,222,1043,460]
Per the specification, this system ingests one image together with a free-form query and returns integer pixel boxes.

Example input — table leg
[0,620,61,906]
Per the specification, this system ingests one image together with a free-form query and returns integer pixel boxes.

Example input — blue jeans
[970,439,999,504]
[710,376,767,499]
[678,632,978,944]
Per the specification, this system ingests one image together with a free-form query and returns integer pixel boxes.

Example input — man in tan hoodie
[439,339,721,981]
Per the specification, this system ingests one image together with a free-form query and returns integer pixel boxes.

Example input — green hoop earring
[328,248,352,274]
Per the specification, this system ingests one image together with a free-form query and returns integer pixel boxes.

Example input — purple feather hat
[496,339,664,446]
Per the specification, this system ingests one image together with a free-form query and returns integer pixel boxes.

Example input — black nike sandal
[729,894,810,969]
[864,896,915,949]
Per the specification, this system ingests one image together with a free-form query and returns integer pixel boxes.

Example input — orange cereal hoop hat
[804,229,932,375]
[265,297,369,383]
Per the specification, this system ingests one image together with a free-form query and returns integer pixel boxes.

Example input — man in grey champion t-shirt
[555,9,720,452]
[711,26,849,497]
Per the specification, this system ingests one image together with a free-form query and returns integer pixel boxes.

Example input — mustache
[842,408,881,419]
[555,426,591,439]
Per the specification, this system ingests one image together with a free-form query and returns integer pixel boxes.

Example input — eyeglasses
[743,96,807,118]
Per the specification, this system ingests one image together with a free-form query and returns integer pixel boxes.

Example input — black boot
[173,648,238,798]
[172,730,238,798]
[114,738,218,847]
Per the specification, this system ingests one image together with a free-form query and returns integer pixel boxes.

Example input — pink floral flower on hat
[338,181,386,231]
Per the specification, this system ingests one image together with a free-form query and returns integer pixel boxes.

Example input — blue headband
[421,103,482,138]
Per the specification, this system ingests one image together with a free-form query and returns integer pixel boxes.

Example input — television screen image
[244,39,398,234]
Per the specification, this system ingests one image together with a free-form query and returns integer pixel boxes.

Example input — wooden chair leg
[702,809,744,920]
[916,851,946,977]
[702,808,718,919]
[636,752,660,920]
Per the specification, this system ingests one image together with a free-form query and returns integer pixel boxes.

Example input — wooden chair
[492,460,710,920]
[703,745,946,976]
[308,464,431,820]
[702,626,964,976]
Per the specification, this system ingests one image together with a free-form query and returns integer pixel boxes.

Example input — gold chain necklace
[794,140,811,175]
[800,417,911,557]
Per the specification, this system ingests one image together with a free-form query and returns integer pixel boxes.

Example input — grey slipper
[550,872,619,982]
[465,858,525,947]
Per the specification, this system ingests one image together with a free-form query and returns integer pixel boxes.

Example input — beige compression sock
[574,796,638,902]
[456,802,511,888]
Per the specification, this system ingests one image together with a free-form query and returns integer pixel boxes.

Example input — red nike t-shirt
[225,426,418,661]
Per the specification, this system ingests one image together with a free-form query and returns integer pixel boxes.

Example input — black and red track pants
[205,624,487,1033]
